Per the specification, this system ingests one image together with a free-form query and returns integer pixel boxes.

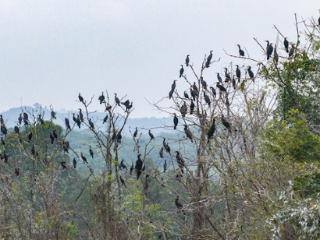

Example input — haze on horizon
[0,0,319,117]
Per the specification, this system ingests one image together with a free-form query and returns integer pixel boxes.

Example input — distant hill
[0,104,173,135]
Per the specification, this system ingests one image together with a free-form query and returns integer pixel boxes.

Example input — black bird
[15,168,20,176]
[114,93,121,106]
[185,54,190,67]
[237,44,245,57]
[190,100,195,114]
[247,66,254,80]
[65,118,71,131]
[184,125,193,142]
[236,65,241,82]
[180,101,188,117]
[224,68,231,82]
[200,77,208,90]
[217,73,223,83]
[204,92,211,107]
[103,114,108,124]
[175,195,183,210]
[159,147,164,158]
[81,152,88,164]
[266,40,273,60]
[18,114,22,125]
[284,37,289,53]
[163,138,171,155]
[173,113,178,130]
[1,125,7,135]
[89,146,94,158]
[23,112,29,125]
[120,175,126,187]
[98,92,105,104]
[135,154,143,179]
[119,159,127,170]
[79,109,84,122]
[14,126,19,134]
[289,44,295,58]
[51,110,56,120]
[232,77,236,90]
[163,160,167,173]
[175,151,185,173]
[133,127,138,138]
[28,132,33,142]
[37,114,44,125]
[169,80,177,99]
[78,93,84,103]
[52,129,58,139]
[221,116,231,131]
[60,161,67,169]
[121,99,132,111]
[183,91,189,99]
[88,119,95,130]
[73,158,77,168]
[216,82,226,92]
[179,65,184,78]
[105,104,112,111]
[73,113,81,128]
[130,162,134,175]
[207,118,216,142]
[148,129,155,140]
[210,87,216,97]
[49,133,54,144]
[205,50,213,68]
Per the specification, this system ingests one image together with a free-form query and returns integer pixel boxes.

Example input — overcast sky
[0,0,319,117]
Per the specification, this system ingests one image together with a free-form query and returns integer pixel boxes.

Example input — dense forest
[1,14,320,240]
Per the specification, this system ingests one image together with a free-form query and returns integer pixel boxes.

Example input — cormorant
[163,138,171,155]
[273,45,279,65]
[185,55,190,67]
[200,77,208,90]
[114,93,121,106]
[205,50,213,68]
[266,40,273,60]
[73,158,77,168]
[216,82,226,92]
[88,119,95,130]
[51,110,56,120]
[73,113,81,128]
[184,91,189,99]
[179,65,184,78]
[247,66,254,80]
[0,125,7,135]
[78,93,84,103]
[180,101,188,117]
[217,73,223,83]
[169,80,177,99]
[37,114,44,124]
[284,37,289,53]
[105,104,112,111]
[224,68,231,82]
[79,109,84,122]
[52,129,58,139]
[232,77,236,90]
[236,65,241,82]
[65,118,71,131]
[207,118,216,142]
[119,159,127,170]
[237,44,245,57]
[184,125,193,142]
[190,100,195,114]
[23,112,29,125]
[148,129,155,140]
[135,154,143,179]
[175,151,185,173]
[204,92,211,107]
[210,87,216,97]
[173,113,178,130]
[130,162,134,175]
[98,92,105,104]
[18,114,22,125]
[133,127,138,138]
[62,141,70,153]
[289,44,295,58]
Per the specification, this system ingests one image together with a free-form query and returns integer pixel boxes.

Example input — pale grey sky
[0,0,318,117]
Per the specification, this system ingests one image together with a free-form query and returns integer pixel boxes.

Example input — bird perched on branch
[217,73,223,83]
[190,100,195,115]
[60,161,67,169]
[236,65,241,82]
[210,87,216,97]
[273,45,279,65]
[14,126,19,134]
[207,118,216,142]
[73,158,77,168]
[89,146,94,158]
[179,65,184,78]
[65,118,71,131]
[114,93,120,106]
[200,77,208,90]
[88,119,95,130]
[185,55,190,67]
[98,92,105,104]
[135,154,143,179]
[266,40,273,60]
[51,110,56,120]
[163,138,171,155]
[184,125,193,142]
[173,113,178,130]
[175,151,185,173]
[81,152,88,164]
[119,159,127,170]
[216,82,226,92]
[247,66,254,80]
[103,114,108,124]
[133,127,138,138]
[148,129,155,140]
[284,37,289,53]
[78,93,84,103]
[205,50,213,68]
[180,101,188,118]
[169,80,176,99]
[204,92,211,107]
[79,109,84,122]
[237,44,245,57]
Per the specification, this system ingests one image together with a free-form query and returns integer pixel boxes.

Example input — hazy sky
[0,0,319,117]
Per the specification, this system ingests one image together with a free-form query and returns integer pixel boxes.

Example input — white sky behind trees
[0,0,318,117]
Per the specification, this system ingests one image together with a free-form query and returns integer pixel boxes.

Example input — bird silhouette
[65,118,71,131]
[78,93,84,103]
[133,127,138,138]
[289,44,295,58]
[247,66,254,80]
[180,101,188,117]
[205,50,213,68]
[1,125,7,135]
[175,151,185,173]
[184,125,193,142]
[185,55,190,67]
[163,138,171,155]
[62,141,70,153]
[184,91,189,99]
[130,162,134,175]
[18,114,22,125]
[81,153,88,164]
[207,118,216,142]
[119,159,127,170]
[14,126,19,134]
[51,110,56,120]
[135,154,143,179]
[210,87,216,97]
[173,113,178,130]
[273,45,279,65]
[169,80,177,99]
[60,162,67,169]
[224,68,231,82]
[284,37,289,53]
[190,100,195,114]
[73,158,77,168]
[216,82,226,92]
[179,65,184,78]
[89,146,94,158]
[52,129,58,139]
[204,92,211,107]
[73,113,81,128]
[114,93,121,106]
[236,65,241,82]
[23,112,29,125]
[266,40,273,60]
[98,92,105,104]
[49,133,54,144]
[200,77,208,90]
[217,73,223,83]
[237,44,245,57]
[79,109,84,122]
[88,119,95,130]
